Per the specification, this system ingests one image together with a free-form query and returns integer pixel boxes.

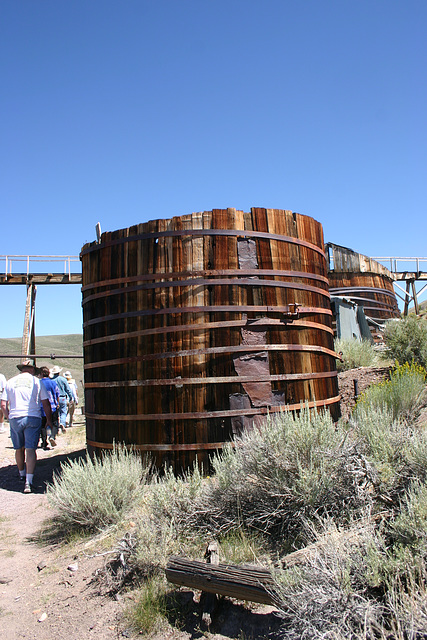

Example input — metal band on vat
[82,319,334,348]
[85,395,341,422]
[83,344,339,370]
[83,305,332,328]
[81,268,329,292]
[80,228,326,258]
[84,370,338,388]
[81,277,330,305]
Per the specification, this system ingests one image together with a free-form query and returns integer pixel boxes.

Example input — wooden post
[21,283,36,359]
[412,280,420,315]
[200,541,220,628]
[403,280,411,316]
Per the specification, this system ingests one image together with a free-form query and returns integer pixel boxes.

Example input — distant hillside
[0,334,84,401]
[409,299,427,317]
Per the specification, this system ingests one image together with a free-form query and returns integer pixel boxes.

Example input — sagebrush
[47,445,151,534]
[355,361,426,421]
[335,337,381,371]
[44,365,427,639]
[384,315,427,368]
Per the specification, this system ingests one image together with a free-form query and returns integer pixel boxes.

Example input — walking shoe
[24,482,32,494]
[19,475,26,482]
[49,437,57,447]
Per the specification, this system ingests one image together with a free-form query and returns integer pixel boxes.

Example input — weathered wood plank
[165,556,277,606]
[0,274,82,285]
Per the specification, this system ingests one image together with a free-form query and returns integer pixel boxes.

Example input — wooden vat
[326,243,400,331]
[81,208,339,471]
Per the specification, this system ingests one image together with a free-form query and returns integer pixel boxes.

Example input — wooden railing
[371,257,427,278]
[1,254,81,277]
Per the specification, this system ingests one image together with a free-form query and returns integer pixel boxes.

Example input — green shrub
[189,408,367,546]
[148,462,204,529]
[218,529,267,565]
[271,519,387,640]
[76,394,427,638]
[391,480,427,552]
[272,515,427,640]
[384,316,427,368]
[355,362,426,421]
[47,445,150,534]
[350,404,407,492]
[125,463,207,575]
[334,337,380,371]
[124,575,169,635]
[350,403,427,507]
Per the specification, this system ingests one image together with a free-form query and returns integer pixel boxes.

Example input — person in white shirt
[1,360,53,493]
[0,372,6,433]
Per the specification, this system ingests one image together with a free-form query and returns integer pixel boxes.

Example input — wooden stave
[81,208,339,471]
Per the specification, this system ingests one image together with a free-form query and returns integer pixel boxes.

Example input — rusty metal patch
[233,351,273,407]
[229,393,253,435]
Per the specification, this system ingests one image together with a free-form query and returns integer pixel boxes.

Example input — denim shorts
[9,416,42,450]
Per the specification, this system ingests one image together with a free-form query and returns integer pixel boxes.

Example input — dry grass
[41,361,427,639]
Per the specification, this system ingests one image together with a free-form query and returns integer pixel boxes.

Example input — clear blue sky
[1,0,426,339]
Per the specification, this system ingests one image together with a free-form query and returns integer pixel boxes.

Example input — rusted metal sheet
[229,394,253,435]
[81,208,340,472]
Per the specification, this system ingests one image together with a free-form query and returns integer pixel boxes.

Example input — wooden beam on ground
[165,556,277,606]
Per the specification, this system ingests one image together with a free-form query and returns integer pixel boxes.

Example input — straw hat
[50,365,63,375]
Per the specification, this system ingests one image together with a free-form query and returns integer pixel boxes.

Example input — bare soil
[0,416,127,640]
[337,365,392,420]
[0,414,281,640]
[0,369,391,640]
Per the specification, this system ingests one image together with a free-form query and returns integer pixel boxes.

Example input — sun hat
[50,365,63,375]
[17,359,35,371]
[63,371,72,379]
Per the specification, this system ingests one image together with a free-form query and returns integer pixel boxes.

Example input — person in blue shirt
[37,366,60,448]
[50,366,74,434]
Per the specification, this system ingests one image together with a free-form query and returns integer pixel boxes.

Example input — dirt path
[0,417,129,640]
[0,418,280,640]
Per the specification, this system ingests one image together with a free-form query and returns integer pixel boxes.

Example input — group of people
[0,361,79,493]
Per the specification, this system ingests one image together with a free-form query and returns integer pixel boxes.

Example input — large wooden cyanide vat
[81,208,340,471]
[326,243,400,330]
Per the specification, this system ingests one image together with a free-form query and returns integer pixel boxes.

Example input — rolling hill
[0,334,84,401]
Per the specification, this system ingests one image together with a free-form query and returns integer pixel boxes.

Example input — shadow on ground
[165,590,283,639]
[0,447,86,494]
